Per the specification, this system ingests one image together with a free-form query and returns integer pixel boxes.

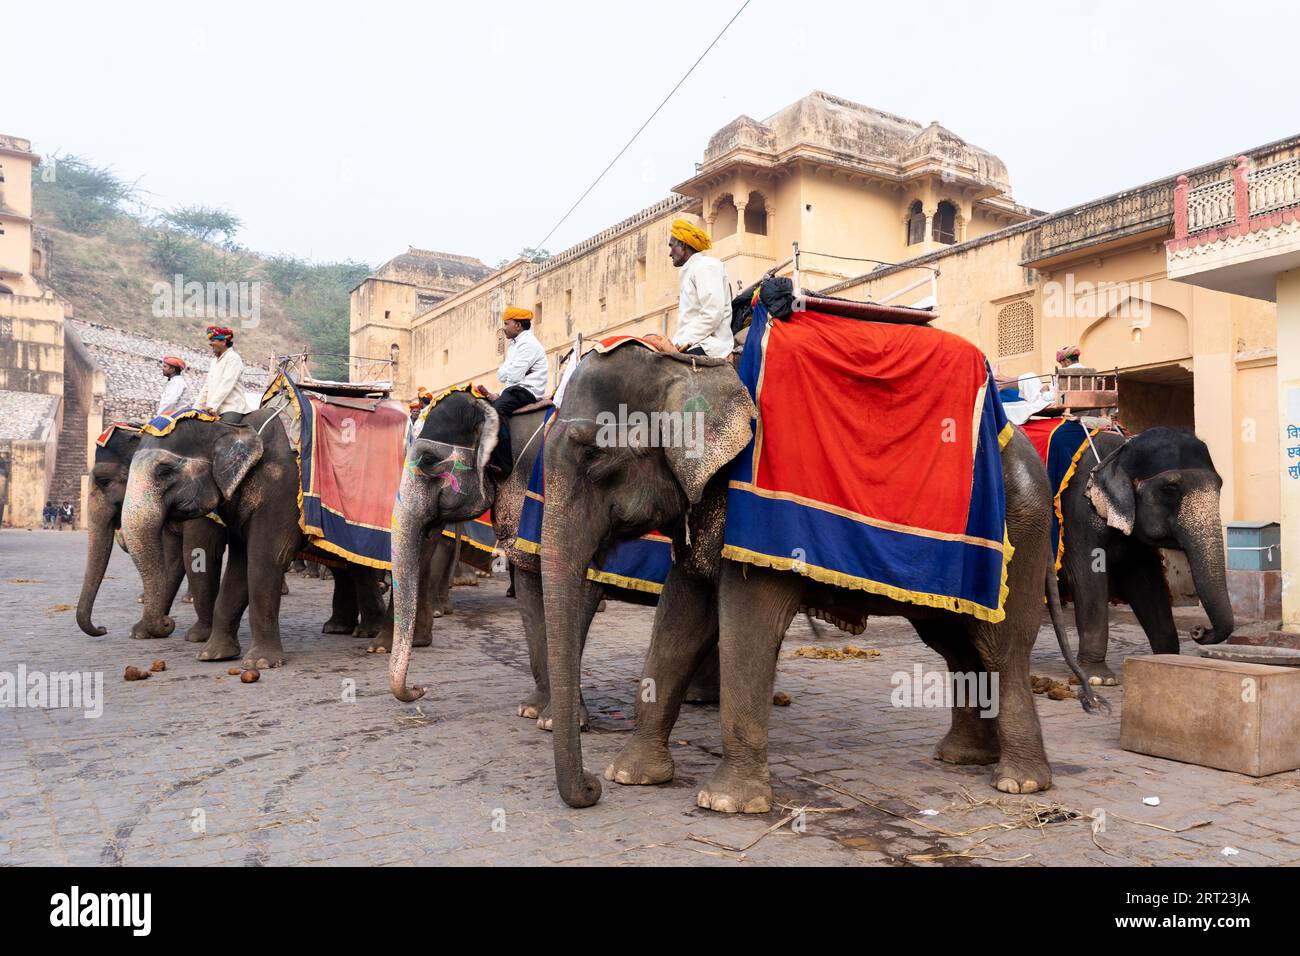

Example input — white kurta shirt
[497,329,548,399]
[673,253,733,359]
[156,373,191,416]
[196,348,252,415]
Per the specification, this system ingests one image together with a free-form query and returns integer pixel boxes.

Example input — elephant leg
[913,619,1000,765]
[199,543,248,662]
[352,567,386,645]
[242,557,288,669]
[968,612,1051,795]
[698,562,802,814]
[1114,547,1180,655]
[323,565,359,634]
[684,645,721,704]
[182,523,224,644]
[535,572,600,732]
[429,534,456,619]
[606,565,717,786]
[1064,539,1117,686]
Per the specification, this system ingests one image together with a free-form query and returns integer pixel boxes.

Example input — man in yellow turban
[476,306,548,476]
[669,218,733,358]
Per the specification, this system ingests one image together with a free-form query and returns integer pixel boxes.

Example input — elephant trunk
[389,488,433,702]
[120,476,176,639]
[76,495,117,636]
[1178,483,1234,645]
[540,479,604,809]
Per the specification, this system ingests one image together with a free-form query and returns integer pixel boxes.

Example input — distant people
[477,306,547,477]
[42,500,57,530]
[157,355,191,417]
[59,500,75,530]
[408,387,432,425]
[196,326,252,424]
[668,218,732,358]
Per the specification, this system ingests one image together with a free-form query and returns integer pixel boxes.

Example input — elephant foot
[537,700,589,733]
[242,645,285,669]
[697,764,772,814]
[934,725,1000,766]
[130,616,175,640]
[1075,659,1118,686]
[684,674,720,705]
[322,618,358,635]
[366,633,393,654]
[411,628,432,649]
[198,633,241,662]
[354,622,385,645]
[604,738,674,786]
[181,592,194,605]
[517,689,548,720]
[182,622,213,644]
[992,754,1052,795]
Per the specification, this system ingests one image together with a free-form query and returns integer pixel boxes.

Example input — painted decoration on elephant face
[722,304,1013,624]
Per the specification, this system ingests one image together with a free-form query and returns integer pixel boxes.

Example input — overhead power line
[530,0,754,254]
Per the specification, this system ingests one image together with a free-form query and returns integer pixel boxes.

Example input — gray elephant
[121,410,387,667]
[78,424,225,643]
[538,345,1092,812]
[385,392,716,728]
[1060,425,1233,685]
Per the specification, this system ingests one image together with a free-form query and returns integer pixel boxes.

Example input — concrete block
[1120,654,1300,777]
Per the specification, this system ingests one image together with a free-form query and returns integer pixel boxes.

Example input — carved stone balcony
[1167,154,1300,301]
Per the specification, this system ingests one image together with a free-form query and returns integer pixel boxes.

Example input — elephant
[538,345,1094,812]
[1059,425,1233,685]
[78,424,225,643]
[386,392,717,729]
[121,409,387,667]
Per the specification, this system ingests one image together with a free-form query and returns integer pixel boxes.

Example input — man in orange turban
[476,307,547,477]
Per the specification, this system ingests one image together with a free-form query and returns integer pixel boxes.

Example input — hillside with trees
[33,154,369,380]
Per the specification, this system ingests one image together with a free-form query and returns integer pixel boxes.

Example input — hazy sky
[8,0,1295,269]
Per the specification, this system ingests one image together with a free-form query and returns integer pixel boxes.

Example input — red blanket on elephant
[724,305,1013,624]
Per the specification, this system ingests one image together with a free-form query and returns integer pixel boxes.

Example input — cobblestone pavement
[2,528,1298,866]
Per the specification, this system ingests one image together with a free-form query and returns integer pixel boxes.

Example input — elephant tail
[1045,560,1111,716]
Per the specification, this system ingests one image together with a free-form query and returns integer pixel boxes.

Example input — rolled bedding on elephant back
[515,407,672,596]
[723,302,1013,626]
[1018,417,1099,575]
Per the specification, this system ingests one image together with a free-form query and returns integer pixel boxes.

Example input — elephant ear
[211,426,265,501]
[1085,445,1135,535]
[662,363,756,506]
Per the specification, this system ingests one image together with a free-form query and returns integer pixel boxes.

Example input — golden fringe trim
[997,421,1014,450]
[305,535,392,571]
[141,409,219,436]
[1052,429,1100,573]
[511,537,664,593]
[721,537,1012,624]
[205,512,225,527]
[440,526,498,553]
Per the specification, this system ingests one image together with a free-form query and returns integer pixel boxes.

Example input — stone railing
[1249,156,1300,217]
[528,195,691,276]
[1174,154,1300,240]
[1021,180,1175,262]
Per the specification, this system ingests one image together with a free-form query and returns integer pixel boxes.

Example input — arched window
[744,191,768,235]
[932,201,957,245]
[713,195,738,239]
[906,200,925,246]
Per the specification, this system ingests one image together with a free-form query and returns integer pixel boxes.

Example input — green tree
[32,153,137,234]
[161,204,242,245]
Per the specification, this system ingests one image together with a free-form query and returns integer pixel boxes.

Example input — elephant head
[389,391,498,702]
[1085,425,1233,644]
[540,347,755,807]
[121,419,263,639]
[77,426,143,636]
